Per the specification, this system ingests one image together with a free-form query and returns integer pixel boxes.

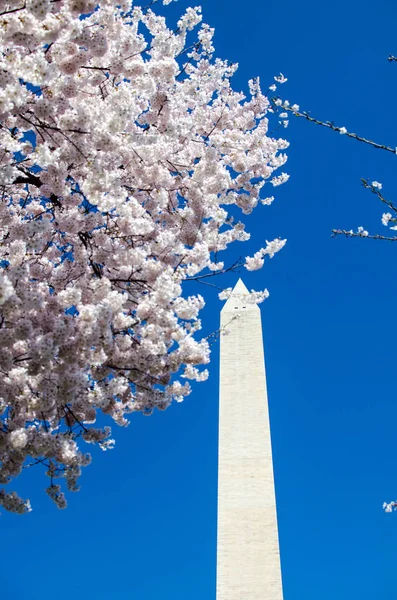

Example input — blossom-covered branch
[0,0,289,512]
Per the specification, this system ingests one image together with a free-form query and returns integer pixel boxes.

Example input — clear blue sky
[3,1,397,598]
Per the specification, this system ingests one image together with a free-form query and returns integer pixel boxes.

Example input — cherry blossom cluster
[0,0,289,512]
[383,501,397,513]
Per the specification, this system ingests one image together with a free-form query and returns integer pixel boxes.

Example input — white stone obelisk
[216,278,283,600]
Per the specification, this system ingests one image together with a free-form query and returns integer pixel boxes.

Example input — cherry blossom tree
[0,0,289,512]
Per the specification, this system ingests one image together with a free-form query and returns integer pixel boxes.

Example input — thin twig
[361,178,397,214]
[186,259,243,281]
[273,101,397,154]
[332,229,397,241]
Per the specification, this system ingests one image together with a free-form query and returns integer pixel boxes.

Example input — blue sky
[3,0,397,598]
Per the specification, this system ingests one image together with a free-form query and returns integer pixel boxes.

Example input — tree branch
[274,101,397,154]
[332,229,397,241]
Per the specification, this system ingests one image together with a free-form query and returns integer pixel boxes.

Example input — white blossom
[245,251,265,271]
[383,501,397,513]
[261,196,275,206]
[357,226,369,237]
[9,429,28,450]
[0,275,14,306]
[0,490,32,514]
[247,289,270,304]
[372,181,383,190]
[218,288,233,301]
[382,212,392,226]
[245,238,287,270]
[274,73,288,84]
[271,173,290,186]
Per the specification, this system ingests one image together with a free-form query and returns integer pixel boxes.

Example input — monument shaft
[216,280,283,600]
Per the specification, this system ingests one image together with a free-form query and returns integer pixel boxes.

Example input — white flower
[182,364,209,381]
[245,251,265,271]
[382,212,392,226]
[271,172,290,186]
[245,238,286,270]
[383,501,397,513]
[339,127,347,135]
[208,261,224,271]
[247,289,269,304]
[0,274,14,306]
[357,226,369,237]
[9,429,28,450]
[274,73,288,84]
[372,181,382,190]
[219,288,232,301]
[0,490,32,514]
[100,439,116,451]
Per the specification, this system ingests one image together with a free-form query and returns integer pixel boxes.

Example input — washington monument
[216,279,284,599]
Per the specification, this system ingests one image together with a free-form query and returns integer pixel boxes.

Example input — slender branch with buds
[272,100,397,154]
[270,92,397,245]
[331,230,397,242]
